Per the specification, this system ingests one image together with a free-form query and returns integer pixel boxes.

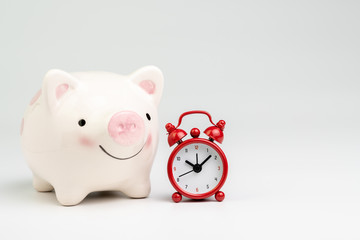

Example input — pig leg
[120,179,151,198]
[33,174,53,192]
[54,186,88,206]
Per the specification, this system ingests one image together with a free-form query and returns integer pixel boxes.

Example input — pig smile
[99,144,145,160]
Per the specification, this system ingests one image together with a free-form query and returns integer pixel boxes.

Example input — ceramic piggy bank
[20,66,164,206]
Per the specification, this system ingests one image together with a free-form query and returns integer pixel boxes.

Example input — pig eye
[78,119,86,127]
[146,113,151,121]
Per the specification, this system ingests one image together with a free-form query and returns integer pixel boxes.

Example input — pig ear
[42,69,79,114]
[130,66,164,106]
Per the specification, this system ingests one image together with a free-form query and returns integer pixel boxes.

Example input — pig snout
[108,111,145,146]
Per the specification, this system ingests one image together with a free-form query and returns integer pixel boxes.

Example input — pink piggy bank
[20,66,164,206]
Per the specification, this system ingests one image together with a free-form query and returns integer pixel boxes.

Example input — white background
[1,0,359,239]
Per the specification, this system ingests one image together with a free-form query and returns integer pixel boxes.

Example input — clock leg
[172,192,182,203]
[215,191,225,202]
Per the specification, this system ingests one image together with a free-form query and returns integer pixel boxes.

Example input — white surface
[1,0,359,239]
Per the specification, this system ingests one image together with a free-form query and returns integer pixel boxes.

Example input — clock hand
[179,169,194,178]
[196,153,198,164]
[185,160,195,167]
[200,155,212,166]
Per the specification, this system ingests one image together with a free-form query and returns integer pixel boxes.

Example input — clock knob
[190,128,200,138]
[165,123,176,133]
[166,123,187,147]
[216,120,226,131]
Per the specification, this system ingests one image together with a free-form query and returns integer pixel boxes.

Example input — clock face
[169,139,227,198]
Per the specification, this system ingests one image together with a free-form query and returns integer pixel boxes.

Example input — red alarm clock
[165,110,228,203]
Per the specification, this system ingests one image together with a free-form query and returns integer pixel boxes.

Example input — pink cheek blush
[146,134,152,147]
[79,137,95,147]
[30,89,41,105]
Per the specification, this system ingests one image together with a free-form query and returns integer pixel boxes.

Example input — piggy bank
[20,66,164,206]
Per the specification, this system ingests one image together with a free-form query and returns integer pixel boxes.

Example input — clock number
[177,177,179,182]
[218,166,221,170]
[173,166,176,171]
[185,185,188,189]
[195,145,199,150]
[215,177,218,181]
[207,148,209,152]
[176,156,181,161]
[206,184,209,189]
[214,155,218,160]
[185,148,188,153]
[196,187,199,192]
